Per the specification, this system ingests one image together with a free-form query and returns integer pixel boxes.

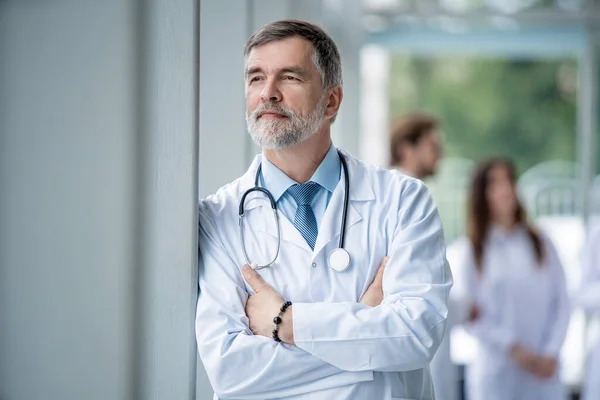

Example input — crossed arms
[196,180,452,399]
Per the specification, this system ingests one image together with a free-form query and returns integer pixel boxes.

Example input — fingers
[379,256,390,269]
[372,256,389,287]
[242,264,270,293]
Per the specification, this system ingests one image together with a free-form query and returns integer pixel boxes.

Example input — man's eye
[283,76,298,81]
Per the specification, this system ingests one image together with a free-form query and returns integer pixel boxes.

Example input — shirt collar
[309,144,341,194]
[489,223,526,240]
[260,144,341,202]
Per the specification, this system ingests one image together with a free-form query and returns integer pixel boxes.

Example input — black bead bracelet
[272,300,292,342]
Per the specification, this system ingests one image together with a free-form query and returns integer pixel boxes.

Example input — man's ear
[324,86,343,121]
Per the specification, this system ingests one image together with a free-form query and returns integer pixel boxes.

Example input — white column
[360,45,390,167]
[251,0,289,28]
[324,0,364,158]
[199,0,250,199]
[137,0,199,399]
[578,29,599,392]
[0,1,137,399]
[579,34,598,224]
[290,0,324,24]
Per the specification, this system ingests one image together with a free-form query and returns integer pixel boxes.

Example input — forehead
[423,130,440,142]
[246,37,317,72]
[415,129,439,146]
[489,165,511,180]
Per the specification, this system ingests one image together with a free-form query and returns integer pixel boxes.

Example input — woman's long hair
[467,158,544,272]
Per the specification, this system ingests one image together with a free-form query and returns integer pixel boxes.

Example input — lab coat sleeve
[445,239,476,326]
[196,207,373,399]
[452,238,516,352]
[292,179,452,372]
[540,236,571,356]
[576,228,600,313]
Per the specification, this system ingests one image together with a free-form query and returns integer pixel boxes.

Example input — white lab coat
[452,227,570,400]
[429,297,463,400]
[429,240,471,400]
[577,227,600,400]
[196,150,452,400]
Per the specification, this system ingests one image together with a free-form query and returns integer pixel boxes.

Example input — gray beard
[246,93,327,150]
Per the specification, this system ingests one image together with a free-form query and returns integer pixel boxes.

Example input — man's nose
[260,79,282,102]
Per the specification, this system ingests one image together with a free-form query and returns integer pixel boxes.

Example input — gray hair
[244,19,343,89]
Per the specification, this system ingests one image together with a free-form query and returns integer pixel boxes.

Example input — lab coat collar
[259,143,341,202]
[237,155,269,213]
[239,148,375,212]
[237,149,376,254]
[313,149,375,256]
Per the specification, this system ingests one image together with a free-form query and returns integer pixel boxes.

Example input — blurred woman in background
[452,158,570,400]
[577,226,600,400]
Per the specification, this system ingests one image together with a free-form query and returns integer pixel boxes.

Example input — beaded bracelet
[272,300,292,342]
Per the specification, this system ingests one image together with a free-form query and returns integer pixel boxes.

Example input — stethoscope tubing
[239,150,349,270]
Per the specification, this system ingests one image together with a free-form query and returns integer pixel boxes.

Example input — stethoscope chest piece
[328,248,351,272]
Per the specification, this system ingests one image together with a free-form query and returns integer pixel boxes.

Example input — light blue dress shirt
[259,144,341,229]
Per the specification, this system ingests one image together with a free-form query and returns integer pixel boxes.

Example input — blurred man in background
[389,113,443,181]
[391,113,461,400]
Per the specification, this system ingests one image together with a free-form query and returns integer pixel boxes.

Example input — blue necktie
[287,182,320,250]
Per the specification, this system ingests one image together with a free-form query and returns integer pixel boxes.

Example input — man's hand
[359,256,389,307]
[510,345,539,375]
[242,264,295,344]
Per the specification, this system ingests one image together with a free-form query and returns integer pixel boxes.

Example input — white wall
[0,1,199,399]
[198,0,250,200]
[138,0,199,399]
[324,0,364,158]
[0,2,137,399]
[360,45,390,167]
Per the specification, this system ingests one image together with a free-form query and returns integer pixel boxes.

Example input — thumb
[380,256,390,269]
[374,256,389,285]
[242,264,270,293]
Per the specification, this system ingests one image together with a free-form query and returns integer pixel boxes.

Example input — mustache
[252,102,295,120]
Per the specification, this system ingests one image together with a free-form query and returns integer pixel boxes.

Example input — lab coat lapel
[248,204,312,252]
[238,155,273,242]
[239,155,312,252]
[313,151,375,257]
[238,155,268,214]
[277,212,313,252]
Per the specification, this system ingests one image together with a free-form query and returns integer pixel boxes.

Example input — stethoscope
[239,150,351,272]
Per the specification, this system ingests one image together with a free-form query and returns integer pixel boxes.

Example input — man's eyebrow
[279,66,309,77]
[245,66,263,77]
[245,66,309,77]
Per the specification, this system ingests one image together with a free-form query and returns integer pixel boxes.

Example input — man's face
[245,37,327,150]
[413,130,443,178]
